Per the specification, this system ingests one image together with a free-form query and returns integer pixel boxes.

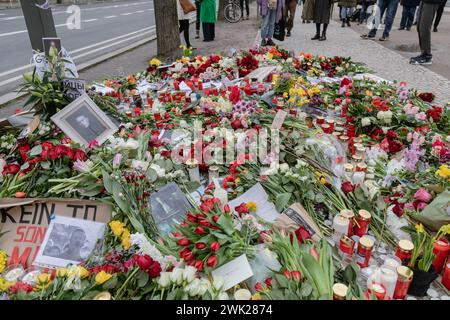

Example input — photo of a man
[42,37,62,57]
[65,105,108,145]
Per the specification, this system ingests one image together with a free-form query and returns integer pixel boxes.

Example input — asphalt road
[0,0,156,98]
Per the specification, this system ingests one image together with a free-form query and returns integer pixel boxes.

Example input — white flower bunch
[361,117,371,127]
[219,57,235,70]
[149,163,165,177]
[38,123,51,136]
[109,137,139,150]
[131,233,178,270]
[377,110,393,124]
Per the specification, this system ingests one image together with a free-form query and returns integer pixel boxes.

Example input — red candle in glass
[395,240,414,265]
[442,262,450,290]
[393,266,413,300]
[367,283,386,300]
[347,125,356,138]
[316,116,325,125]
[321,124,332,134]
[340,209,354,236]
[326,119,335,131]
[339,235,355,257]
[356,236,374,268]
[432,238,450,274]
[355,210,371,237]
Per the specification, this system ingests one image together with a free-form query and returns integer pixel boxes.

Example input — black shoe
[195,31,200,39]
[346,19,351,27]
[319,33,327,41]
[399,26,405,30]
[410,54,432,65]
[260,39,267,47]
[341,21,345,27]
[406,27,411,31]
[433,27,438,32]
[413,21,417,26]
[287,31,291,37]
[311,34,320,40]
[266,39,276,46]
[379,35,389,41]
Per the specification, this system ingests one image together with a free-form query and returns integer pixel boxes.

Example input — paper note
[179,81,192,92]
[211,254,254,291]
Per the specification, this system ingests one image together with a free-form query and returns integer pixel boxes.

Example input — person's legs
[367,0,388,37]
[382,0,400,38]
[202,23,211,41]
[287,0,297,34]
[319,23,328,40]
[312,23,321,39]
[260,13,270,40]
[359,3,367,23]
[413,3,421,24]
[433,3,445,31]
[406,6,416,29]
[245,0,250,17]
[195,1,201,37]
[211,23,215,40]
[267,9,277,40]
[418,2,439,57]
[400,5,407,28]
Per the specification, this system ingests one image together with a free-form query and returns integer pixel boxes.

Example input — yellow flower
[440,224,450,235]
[283,92,289,98]
[77,266,90,279]
[56,268,67,278]
[149,58,161,67]
[436,164,450,180]
[267,52,274,60]
[95,271,112,285]
[0,250,7,274]
[235,177,241,186]
[251,293,262,300]
[247,202,257,212]
[0,277,14,292]
[35,273,52,291]
[121,229,131,250]
[109,220,125,237]
[415,223,424,234]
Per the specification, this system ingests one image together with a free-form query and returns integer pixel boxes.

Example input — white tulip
[157,272,171,288]
[188,279,201,297]
[234,289,252,300]
[218,292,230,300]
[182,266,197,283]
[213,276,225,291]
[170,267,184,285]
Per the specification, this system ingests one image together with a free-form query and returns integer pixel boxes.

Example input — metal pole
[19,0,57,52]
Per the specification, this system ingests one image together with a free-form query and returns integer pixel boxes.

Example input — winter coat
[314,0,334,23]
[302,0,315,20]
[339,0,357,6]
[257,0,286,22]
[200,0,216,23]
[400,0,420,6]
[177,0,192,20]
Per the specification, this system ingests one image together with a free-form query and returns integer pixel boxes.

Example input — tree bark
[154,0,180,57]
[217,0,227,20]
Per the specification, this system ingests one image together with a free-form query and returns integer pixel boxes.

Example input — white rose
[218,292,230,300]
[279,163,289,173]
[157,272,171,288]
[361,117,371,127]
[183,266,197,283]
[170,267,184,285]
[234,289,252,300]
[124,139,139,150]
[131,160,149,171]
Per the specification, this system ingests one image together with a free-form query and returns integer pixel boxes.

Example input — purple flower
[113,153,123,168]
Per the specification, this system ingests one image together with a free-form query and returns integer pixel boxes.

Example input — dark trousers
[179,19,191,48]
[417,2,440,57]
[284,0,298,32]
[359,3,369,22]
[195,2,201,32]
[433,2,445,29]
[202,22,215,41]
[240,0,250,16]
[368,0,400,38]
[400,5,416,28]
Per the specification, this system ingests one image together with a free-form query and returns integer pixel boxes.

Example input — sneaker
[361,34,375,40]
[266,39,276,46]
[311,34,320,40]
[379,35,389,41]
[260,39,267,47]
[398,26,405,30]
[433,27,438,32]
[410,55,432,65]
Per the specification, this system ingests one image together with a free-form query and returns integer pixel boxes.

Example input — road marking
[135,10,145,13]
[82,19,98,22]
[105,15,117,19]
[0,27,156,81]
[121,12,134,16]
[0,29,27,37]
[0,16,22,21]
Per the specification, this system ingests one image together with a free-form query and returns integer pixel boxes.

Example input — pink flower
[415,112,427,122]
[414,188,432,203]
[416,202,428,211]
[404,104,419,115]
[113,153,122,168]
[404,202,415,211]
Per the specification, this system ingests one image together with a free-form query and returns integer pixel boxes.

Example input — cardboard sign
[62,79,86,101]
[245,66,278,83]
[0,198,112,268]
[17,116,40,141]
[273,203,322,242]
[211,254,254,291]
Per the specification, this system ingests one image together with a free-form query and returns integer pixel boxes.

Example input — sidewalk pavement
[271,6,450,105]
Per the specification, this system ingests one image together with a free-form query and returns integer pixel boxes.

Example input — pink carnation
[414,188,432,203]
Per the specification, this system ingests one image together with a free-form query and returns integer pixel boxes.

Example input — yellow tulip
[95,271,112,285]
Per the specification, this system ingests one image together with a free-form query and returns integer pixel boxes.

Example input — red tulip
[282,270,292,279]
[195,242,207,250]
[187,212,197,223]
[291,271,302,282]
[194,260,204,271]
[178,238,191,246]
[198,219,211,227]
[255,282,264,292]
[264,277,273,287]
[212,215,219,223]
[135,254,153,271]
[341,181,354,194]
[194,227,205,235]
[210,241,220,252]
[206,255,218,268]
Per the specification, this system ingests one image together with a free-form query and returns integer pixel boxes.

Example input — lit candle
[208,166,219,186]
[432,238,450,274]
[442,262,450,290]
[186,159,200,183]
[333,214,350,243]
[380,267,398,299]
[333,283,348,300]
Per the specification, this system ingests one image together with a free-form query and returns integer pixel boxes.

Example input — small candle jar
[186,159,200,182]
[333,283,348,300]
[393,266,413,300]
[380,267,398,299]
[383,256,402,271]
[346,125,356,138]
[305,116,314,128]
[321,124,332,134]
[356,163,367,172]
[356,236,374,268]
[432,238,450,274]
[355,210,371,237]
[339,234,355,260]
[316,116,325,125]
[332,131,342,139]
[353,137,363,144]
[333,214,350,243]
[366,282,386,300]
[208,165,219,186]
[395,239,414,265]
[340,209,355,236]
[351,154,363,165]
[442,262,450,290]
[326,119,335,131]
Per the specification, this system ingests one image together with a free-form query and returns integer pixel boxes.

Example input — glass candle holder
[393,266,413,300]
[333,214,350,244]
[208,165,219,186]
[395,239,414,265]
[186,159,200,182]
[340,209,355,236]
[432,238,450,274]
[356,236,374,268]
[355,210,371,237]
[316,116,325,125]
[442,262,450,290]
[333,283,348,300]
[380,267,398,299]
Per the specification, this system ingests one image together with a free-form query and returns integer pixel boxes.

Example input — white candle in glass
[332,214,350,243]
[383,256,402,271]
[186,159,200,182]
[380,267,398,299]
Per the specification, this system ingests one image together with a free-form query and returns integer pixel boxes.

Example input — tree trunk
[217,0,227,20]
[154,0,180,57]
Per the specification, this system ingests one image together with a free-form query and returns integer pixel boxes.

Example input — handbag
[179,0,196,14]
[273,18,286,41]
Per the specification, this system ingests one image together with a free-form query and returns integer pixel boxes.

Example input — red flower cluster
[9,281,33,294]
[426,106,442,123]
[380,130,403,154]
[418,92,435,103]
[235,202,250,216]
[237,53,259,77]
[341,181,355,194]
[2,163,20,176]
[133,254,162,277]
[88,264,118,274]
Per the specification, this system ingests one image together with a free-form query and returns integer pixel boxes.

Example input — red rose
[206,255,218,268]
[341,181,354,194]
[135,254,153,271]
[392,204,404,217]
[147,261,162,278]
[18,144,30,161]
[418,92,434,103]
[178,238,191,246]
[194,226,205,235]
[2,163,20,176]
[123,259,135,272]
[264,277,273,287]
[210,241,220,252]
[194,260,204,271]
[195,242,207,250]
[235,202,250,216]
[255,282,264,292]
[230,119,242,130]
[426,106,442,123]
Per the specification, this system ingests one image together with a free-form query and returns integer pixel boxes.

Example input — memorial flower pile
[0,46,449,301]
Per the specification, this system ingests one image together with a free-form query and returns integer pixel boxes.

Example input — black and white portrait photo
[42,37,62,57]
[51,94,118,147]
[34,216,106,268]
[150,183,193,233]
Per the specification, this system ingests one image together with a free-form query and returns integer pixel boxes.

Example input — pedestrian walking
[339,0,357,26]
[302,0,315,22]
[399,0,420,30]
[360,0,400,41]
[285,0,299,36]
[195,0,201,38]
[177,0,195,48]
[358,0,376,23]
[433,0,447,31]
[200,0,216,42]
[241,0,250,19]
[410,0,447,64]
[311,0,335,41]
[257,0,285,46]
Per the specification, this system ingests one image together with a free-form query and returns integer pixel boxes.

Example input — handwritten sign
[31,52,48,80]
[0,198,112,268]
[62,79,85,101]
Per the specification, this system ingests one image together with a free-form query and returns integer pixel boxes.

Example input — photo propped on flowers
[51,94,118,147]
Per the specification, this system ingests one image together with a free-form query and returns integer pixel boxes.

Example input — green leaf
[147,168,158,182]
[137,271,149,287]
[29,145,42,157]
[216,215,235,236]
[102,274,118,290]
[275,193,291,212]
[40,161,51,170]
[102,169,113,194]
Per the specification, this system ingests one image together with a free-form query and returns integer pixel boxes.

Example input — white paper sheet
[211,254,254,291]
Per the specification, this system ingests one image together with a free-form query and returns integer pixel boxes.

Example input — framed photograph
[34,216,106,269]
[51,94,118,147]
[42,37,62,57]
